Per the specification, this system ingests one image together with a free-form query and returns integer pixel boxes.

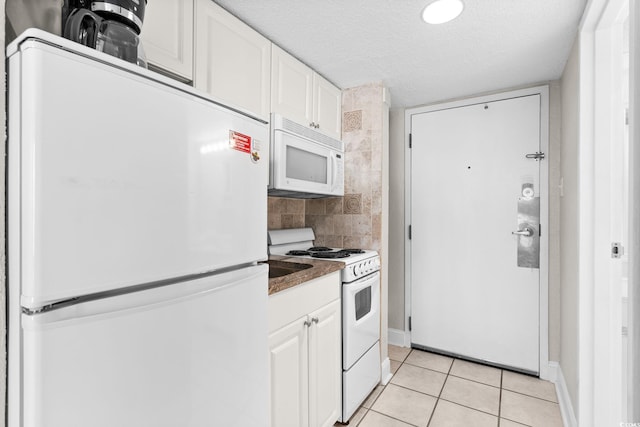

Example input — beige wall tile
[334,215,353,235]
[344,194,363,214]
[285,198,305,214]
[306,198,326,214]
[281,214,304,229]
[326,197,343,214]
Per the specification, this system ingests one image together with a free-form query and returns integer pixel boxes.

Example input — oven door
[271,129,342,196]
[342,271,380,370]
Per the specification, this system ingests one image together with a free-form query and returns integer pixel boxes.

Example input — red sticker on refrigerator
[229,130,251,153]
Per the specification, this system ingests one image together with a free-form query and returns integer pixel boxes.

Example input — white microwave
[268,114,344,198]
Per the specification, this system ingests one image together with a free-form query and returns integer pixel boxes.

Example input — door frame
[404,85,551,379]
[579,0,636,424]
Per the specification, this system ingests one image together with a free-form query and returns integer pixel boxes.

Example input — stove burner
[341,248,365,254]
[311,251,351,259]
[286,250,311,256]
[308,246,333,252]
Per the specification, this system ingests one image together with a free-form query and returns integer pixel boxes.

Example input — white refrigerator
[7,30,270,427]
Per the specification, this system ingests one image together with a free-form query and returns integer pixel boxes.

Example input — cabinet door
[194,0,271,120]
[271,44,314,126]
[313,74,342,140]
[269,316,309,427]
[308,299,342,427]
[141,0,194,81]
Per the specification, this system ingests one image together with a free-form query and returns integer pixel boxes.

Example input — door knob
[512,227,534,237]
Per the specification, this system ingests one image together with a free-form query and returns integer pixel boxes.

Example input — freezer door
[9,38,269,309]
[18,265,268,427]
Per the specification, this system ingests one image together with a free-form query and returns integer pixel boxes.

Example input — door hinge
[408,316,412,331]
[408,225,412,240]
[409,133,412,148]
[612,242,624,259]
[525,152,545,161]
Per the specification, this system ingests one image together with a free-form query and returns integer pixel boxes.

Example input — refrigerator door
[8,35,268,309]
[20,265,269,427]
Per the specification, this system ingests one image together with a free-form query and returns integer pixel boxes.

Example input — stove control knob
[352,265,358,276]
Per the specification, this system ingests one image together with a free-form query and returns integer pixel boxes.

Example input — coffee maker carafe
[64,0,147,67]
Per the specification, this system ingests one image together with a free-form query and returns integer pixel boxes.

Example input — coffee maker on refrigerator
[64,0,148,67]
[6,0,148,68]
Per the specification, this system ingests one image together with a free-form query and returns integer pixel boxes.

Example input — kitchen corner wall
[306,83,386,250]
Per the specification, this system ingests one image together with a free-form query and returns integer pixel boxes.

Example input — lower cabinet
[268,272,342,427]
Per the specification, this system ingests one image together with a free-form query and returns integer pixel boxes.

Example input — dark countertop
[265,255,345,295]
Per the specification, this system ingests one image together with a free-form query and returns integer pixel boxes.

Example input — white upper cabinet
[271,45,342,140]
[271,45,314,127]
[313,74,342,141]
[194,0,271,120]
[141,0,194,81]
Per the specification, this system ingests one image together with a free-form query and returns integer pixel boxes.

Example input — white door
[410,94,543,373]
[19,265,269,427]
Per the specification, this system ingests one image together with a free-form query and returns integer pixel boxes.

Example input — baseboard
[388,328,410,347]
[554,363,578,427]
[380,357,393,385]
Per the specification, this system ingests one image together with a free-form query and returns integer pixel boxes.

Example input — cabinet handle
[311,317,319,324]
[304,320,312,327]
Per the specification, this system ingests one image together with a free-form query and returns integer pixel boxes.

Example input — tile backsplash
[267,82,386,252]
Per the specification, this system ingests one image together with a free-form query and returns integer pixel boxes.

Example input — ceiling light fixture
[422,0,464,24]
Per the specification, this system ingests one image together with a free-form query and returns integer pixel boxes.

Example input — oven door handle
[344,271,380,293]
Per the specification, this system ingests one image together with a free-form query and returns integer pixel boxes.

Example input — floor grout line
[500,387,560,404]
[498,369,503,425]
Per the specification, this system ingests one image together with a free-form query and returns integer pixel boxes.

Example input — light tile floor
[336,345,563,427]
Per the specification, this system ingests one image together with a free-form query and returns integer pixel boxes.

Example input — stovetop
[274,245,377,264]
[268,228,380,282]
[286,247,366,259]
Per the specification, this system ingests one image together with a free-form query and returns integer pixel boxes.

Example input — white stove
[268,228,380,283]
[268,228,381,423]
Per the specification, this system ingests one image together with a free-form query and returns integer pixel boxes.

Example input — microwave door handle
[331,154,337,189]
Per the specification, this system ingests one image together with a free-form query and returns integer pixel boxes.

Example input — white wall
[548,81,563,363]
[559,34,581,415]
[388,108,405,331]
[1,2,7,424]
[629,0,640,419]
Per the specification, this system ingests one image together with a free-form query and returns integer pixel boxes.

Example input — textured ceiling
[213,0,587,108]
